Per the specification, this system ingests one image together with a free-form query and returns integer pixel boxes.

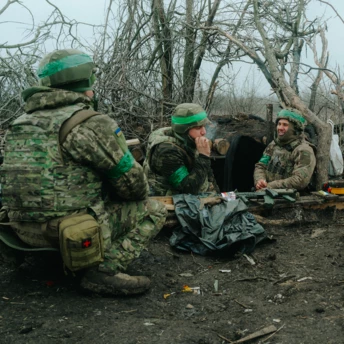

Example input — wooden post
[209,138,230,155]
[126,139,145,163]
[266,104,274,145]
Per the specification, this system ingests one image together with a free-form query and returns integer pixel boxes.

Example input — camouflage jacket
[1,88,148,222]
[143,127,219,196]
[253,138,316,190]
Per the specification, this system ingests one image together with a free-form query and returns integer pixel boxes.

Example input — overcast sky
[1,0,343,94]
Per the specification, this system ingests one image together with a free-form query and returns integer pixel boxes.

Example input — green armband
[259,155,271,165]
[105,151,135,179]
[168,165,189,187]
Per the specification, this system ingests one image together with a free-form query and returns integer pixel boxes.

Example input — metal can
[221,191,236,201]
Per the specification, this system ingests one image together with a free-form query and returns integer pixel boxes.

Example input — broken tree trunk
[126,139,145,163]
[209,138,230,155]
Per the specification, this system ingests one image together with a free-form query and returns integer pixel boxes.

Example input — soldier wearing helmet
[254,109,316,191]
[0,49,167,296]
[143,103,219,196]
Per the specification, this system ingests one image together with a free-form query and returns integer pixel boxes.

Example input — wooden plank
[150,196,175,210]
[150,194,344,214]
[126,138,140,146]
[149,196,173,205]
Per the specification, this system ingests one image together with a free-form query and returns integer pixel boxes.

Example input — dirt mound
[208,114,270,145]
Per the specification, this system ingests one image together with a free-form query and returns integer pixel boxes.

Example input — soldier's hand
[195,137,211,157]
[256,179,267,190]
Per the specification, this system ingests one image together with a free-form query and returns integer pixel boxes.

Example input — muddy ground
[0,114,341,343]
[1,205,344,344]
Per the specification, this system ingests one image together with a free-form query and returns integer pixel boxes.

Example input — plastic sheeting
[328,119,343,177]
[170,194,266,256]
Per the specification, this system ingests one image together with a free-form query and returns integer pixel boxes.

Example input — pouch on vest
[59,214,104,272]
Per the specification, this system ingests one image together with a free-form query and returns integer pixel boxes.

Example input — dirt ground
[1,205,344,344]
[0,115,341,344]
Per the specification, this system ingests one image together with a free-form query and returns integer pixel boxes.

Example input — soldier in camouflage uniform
[143,103,219,196]
[254,109,316,191]
[0,49,167,296]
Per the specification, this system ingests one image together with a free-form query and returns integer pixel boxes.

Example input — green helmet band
[37,53,93,79]
[172,103,209,134]
[277,110,305,124]
[172,111,207,125]
[276,109,305,132]
[38,49,95,90]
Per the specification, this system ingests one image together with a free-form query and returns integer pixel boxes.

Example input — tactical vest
[266,139,302,180]
[143,127,209,195]
[1,103,103,222]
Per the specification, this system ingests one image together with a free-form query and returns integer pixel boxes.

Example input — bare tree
[2,0,341,189]
[203,0,333,188]
[92,0,231,142]
[0,0,97,126]
[307,28,344,115]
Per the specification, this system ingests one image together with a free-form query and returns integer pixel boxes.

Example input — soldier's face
[188,125,207,139]
[277,119,289,136]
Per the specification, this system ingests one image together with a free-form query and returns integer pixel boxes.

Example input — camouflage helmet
[276,109,306,132]
[37,49,96,92]
[171,103,210,134]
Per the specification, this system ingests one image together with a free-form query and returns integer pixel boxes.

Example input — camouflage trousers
[3,199,167,274]
[97,198,167,274]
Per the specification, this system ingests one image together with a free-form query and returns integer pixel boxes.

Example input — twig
[10,302,26,305]
[232,325,277,343]
[261,323,285,342]
[234,299,249,309]
[273,275,295,285]
[218,333,234,343]
[234,277,270,282]
[243,254,255,265]
[113,309,137,314]
[191,251,205,269]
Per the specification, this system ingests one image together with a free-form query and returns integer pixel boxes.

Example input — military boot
[80,269,151,296]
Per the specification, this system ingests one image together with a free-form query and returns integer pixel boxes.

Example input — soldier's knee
[146,199,167,229]
[147,199,167,217]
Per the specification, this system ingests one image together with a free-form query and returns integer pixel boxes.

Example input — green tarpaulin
[170,194,266,256]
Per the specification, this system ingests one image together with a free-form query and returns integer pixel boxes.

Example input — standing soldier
[254,109,316,191]
[0,49,167,296]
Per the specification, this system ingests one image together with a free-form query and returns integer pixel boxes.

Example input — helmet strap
[91,92,99,111]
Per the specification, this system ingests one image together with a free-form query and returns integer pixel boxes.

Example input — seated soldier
[0,49,167,296]
[143,103,219,196]
[254,109,316,191]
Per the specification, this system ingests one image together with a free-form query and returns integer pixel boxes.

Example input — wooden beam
[151,194,344,214]
[126,138,140,146]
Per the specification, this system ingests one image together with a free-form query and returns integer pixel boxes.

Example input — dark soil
[0,115,339,343]
[1,206,344,344]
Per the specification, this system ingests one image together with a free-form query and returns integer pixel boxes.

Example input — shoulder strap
[168,142,193,167]
[59,109,101,145]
